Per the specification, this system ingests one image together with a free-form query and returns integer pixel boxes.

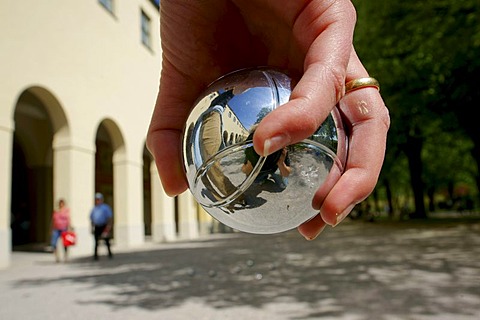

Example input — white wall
[0,0,164,268]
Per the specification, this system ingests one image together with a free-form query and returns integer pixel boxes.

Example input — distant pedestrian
[90,193,113,260]
[50,199,71,263]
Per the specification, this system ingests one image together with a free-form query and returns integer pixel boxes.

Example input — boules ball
[182,67,347,234]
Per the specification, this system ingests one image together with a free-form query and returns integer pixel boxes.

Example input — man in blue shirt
[90,192,113,260]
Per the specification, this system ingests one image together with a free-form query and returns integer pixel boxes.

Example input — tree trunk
[470,137,480,208]
[383,179,394,219]
[427,186,435,212]
[404,134,427,219]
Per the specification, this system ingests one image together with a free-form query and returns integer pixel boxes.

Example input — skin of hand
[276,148,292,177]
[147,0,390,240]
[241,161,253,175]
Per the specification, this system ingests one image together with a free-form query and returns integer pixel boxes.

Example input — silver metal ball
[183,67,347,234]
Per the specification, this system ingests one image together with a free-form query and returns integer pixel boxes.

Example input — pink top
[52,207,70,230]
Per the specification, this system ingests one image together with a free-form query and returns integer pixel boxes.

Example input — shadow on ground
[13,217,480,319]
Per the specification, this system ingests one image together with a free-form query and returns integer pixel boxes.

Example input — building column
[53,136,96,257]
[150,162,176,242]
[113,154,145,247]
[0,115,13,269]
[198,204,213,236]
[177,191,199,240]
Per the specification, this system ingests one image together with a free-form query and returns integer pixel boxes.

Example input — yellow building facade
[0,0,214,269]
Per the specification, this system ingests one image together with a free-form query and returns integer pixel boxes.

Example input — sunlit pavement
[1,217,480,320]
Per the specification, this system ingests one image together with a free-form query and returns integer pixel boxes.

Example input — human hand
[276,148,292,178]
[297,49,389,240]
[242,161,254,175]
[147,0,389,238]
[277,148,288,164]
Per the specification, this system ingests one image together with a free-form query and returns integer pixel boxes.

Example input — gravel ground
[1,217,480,320]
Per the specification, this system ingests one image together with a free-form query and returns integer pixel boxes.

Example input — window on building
[141,10,152,49]
[99,0,114,13]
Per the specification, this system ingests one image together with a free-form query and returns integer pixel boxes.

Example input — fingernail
[332,204,355,227]
[302,225,326,241]
[263,134,288,156]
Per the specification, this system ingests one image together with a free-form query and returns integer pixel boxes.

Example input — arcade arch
[94,119,126,240]
[11,86,68,248]
[143,144,153,236]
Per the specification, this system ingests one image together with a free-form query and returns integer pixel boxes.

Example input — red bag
[61,230,77,247]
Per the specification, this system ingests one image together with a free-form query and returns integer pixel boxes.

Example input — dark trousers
[93,225,112,258]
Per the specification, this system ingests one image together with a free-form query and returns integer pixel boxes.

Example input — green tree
[353,0,480,217]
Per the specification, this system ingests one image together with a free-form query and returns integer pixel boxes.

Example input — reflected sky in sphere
[226,87,290,129]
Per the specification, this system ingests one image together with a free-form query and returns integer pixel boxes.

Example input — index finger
[253,0,357,156]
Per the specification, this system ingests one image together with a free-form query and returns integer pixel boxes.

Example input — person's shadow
[237,175,286,210]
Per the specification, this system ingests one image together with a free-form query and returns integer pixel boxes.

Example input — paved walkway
[1,218,480,320]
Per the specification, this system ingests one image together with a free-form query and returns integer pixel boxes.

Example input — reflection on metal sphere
[182,67,346,234]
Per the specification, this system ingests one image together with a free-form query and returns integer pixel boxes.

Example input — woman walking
[50,199,71,262]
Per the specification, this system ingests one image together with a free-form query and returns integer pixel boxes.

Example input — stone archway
[94,119,125,241]
[94,118,144,246]
[11,86,68,249]
[142,144,153,237]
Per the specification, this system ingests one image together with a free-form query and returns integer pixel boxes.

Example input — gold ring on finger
[345,77,380,94]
